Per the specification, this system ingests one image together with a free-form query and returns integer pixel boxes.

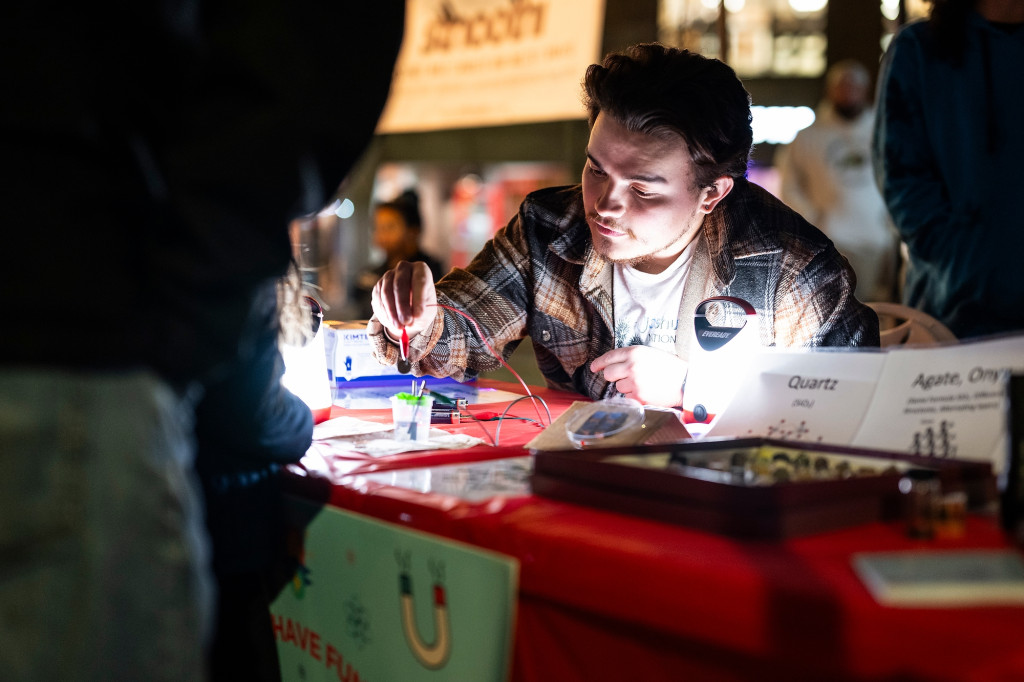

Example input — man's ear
[699,176,735,214]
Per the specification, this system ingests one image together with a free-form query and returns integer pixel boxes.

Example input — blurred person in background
[0,2,403,680]
[873,0,1024,338]
[777,59,900,304]
[354,189,445,319]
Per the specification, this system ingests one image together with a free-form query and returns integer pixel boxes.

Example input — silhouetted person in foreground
[1,2,404,680]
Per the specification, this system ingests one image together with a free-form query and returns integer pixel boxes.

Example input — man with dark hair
[370,43,878,409]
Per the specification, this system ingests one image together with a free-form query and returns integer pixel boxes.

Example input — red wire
[430,303,548,426]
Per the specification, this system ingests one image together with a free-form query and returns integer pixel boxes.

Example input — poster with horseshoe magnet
[270,503,518,682]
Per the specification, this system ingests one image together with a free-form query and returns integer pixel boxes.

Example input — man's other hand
[591,346,688,408]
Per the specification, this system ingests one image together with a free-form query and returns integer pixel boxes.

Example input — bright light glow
[724,0,745,12]
[701,0,720,9]
[682,299,759,438]
[751,105,816,145]
[789,0,827,12]
[281,325,333,419]
[335,197,356,219]
[881,0,900,20]
[319,198,341,217]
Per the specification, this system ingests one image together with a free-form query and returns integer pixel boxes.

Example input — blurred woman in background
[354,189,444,319]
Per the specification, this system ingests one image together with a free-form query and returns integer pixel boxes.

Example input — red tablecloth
[285,380,1024,682]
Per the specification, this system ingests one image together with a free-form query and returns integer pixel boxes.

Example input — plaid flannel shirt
[369,180,879,399]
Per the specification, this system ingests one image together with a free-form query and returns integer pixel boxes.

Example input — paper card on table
[313,415,393,440]
[851,335,1024,475]
[356,432,488,457]
[704,348,885,444]
[852,549,1024,607]
[351,456,534,501]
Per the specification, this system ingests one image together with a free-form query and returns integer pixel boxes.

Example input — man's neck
[630,223,703,275]
[630,235,699,276]
[976,0,1024,24]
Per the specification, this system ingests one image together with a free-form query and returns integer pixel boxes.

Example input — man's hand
[371,260,438,340]
[590,346,688,408]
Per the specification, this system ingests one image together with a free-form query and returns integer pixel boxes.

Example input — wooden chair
[867,302,958,348]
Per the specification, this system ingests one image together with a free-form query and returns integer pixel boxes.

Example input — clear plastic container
[564,398,645,449]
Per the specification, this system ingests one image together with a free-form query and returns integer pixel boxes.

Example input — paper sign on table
[704,348,885,444]
[697,334,1024,476]
[851,335,1024,475]
[852,549,1024,607]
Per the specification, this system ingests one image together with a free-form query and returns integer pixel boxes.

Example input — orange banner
[377,0,605,133]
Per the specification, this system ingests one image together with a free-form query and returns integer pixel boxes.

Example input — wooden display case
[529,438,997,539]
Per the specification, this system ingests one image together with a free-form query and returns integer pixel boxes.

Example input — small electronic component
[397,327,412,374]
[430,404,462,424]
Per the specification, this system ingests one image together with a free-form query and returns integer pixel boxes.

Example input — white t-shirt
[612,241,695,352]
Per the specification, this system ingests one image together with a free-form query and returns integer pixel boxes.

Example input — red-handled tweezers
[397,327,411,373]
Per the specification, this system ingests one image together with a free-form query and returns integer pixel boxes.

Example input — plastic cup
[390,394,434,442]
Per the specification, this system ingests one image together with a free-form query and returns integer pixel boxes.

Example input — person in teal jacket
[873,0,1024,339]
